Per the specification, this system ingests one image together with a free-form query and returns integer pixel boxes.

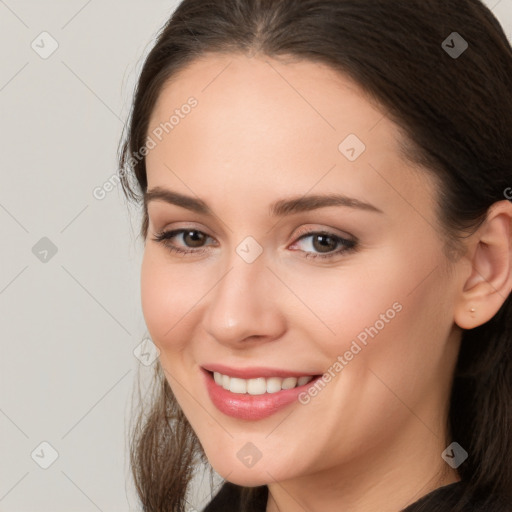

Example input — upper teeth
[213,372,314,395]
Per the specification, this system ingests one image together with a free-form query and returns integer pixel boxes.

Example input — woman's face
[141,53,464,487]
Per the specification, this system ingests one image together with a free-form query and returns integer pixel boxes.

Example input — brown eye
[152,228,215,255]
[311,234,339,253]
[182,230,207,247]
[291,230,357,260]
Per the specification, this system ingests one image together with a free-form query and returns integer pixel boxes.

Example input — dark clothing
[202,480,512,511]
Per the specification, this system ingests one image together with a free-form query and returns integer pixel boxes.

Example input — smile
[213,371,315,394]
[201,367,322,420]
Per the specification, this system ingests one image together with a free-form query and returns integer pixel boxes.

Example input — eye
[151,228,215,255]
[151,227,357,260]
[290,230,357,260]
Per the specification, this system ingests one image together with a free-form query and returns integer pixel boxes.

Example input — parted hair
[118,1,512,510]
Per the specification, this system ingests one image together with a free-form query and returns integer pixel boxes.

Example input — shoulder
[202,482,242,512]
[201,482,267,512]
[402,481,512,512]
[201,480,512,512]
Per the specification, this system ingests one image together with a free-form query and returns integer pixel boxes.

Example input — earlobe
[454,200,512,330]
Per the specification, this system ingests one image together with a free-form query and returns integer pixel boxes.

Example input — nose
[201,254,287,348]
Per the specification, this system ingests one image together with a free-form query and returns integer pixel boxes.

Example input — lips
[201,365,322,421]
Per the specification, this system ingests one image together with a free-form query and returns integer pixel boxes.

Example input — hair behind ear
[450,293,512,501]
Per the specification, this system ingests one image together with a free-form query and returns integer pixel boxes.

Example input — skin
[140,53,512,512]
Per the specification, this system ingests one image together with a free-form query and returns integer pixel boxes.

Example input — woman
[118,0,512,510]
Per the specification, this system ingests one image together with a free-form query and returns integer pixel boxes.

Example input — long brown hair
[118,1,512,510]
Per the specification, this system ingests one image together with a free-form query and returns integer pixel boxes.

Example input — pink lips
[201,366,321,421]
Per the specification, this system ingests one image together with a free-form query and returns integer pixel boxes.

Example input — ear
[454,199,512,330]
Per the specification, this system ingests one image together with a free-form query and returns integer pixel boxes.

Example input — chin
[208,455,295,487]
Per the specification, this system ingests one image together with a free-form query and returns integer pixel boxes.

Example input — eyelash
[151,228,357,260]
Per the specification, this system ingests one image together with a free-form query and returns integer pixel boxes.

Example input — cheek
[140,249,199,351]
[331,258,454,404]
[276,252,410,355]
[296,246,451,373]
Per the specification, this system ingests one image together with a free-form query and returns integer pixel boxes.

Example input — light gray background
[1,1,511,510]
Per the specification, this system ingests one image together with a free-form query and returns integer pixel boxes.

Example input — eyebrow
[144,187,383,217]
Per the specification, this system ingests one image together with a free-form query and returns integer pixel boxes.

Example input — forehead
[145,52,436,220]
[148,52,396,147]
